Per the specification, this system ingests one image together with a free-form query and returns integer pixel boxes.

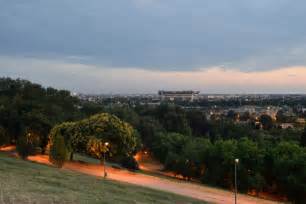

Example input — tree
[152,132,188,163]
[108,106,140,127]
[22,111,52,153]
[186,110,209,137]
[16,133,36,159]
[0,77,84,149]
[87,137,109,160]
[48,113,140,161]
[177,138,211,179]
[120,156,139,170]
[137,116,164,148]
[202,140,237,188]
[155,104,191,136]
[0,126,9,146]
[272,142,306,203]
[49,134,67,168]
[301,127,306,147]
[259,114,274,130]
[236,138,265,193]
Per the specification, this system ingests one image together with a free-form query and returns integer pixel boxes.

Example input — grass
[0,153,207,204]
[74,153,218,190]
[73,153,101,164]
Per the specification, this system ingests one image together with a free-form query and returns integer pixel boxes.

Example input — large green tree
[0,77,83,148]
[301,127,306,147]
[272,142,306,203]
[236,138,265,193]
[48,113,140,164]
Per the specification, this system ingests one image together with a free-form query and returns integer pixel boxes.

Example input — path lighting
[103,142,109,178]
[234,158,239,204]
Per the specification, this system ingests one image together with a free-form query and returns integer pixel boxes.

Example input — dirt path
[1,147,281,204]
[28,155,280,204]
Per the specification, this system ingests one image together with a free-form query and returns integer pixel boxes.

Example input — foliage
[0,77,83,149]
[301,127,306,147]
[271,142,306,203]
[154,104,191,136]
[202,140,237,188]
[49,134,67,168]
[48,113,139,162]
[137,116,164,148]
[166,138,211,179]
[0,126,9,146]
[120,156,139,170]
[16,133,37,159]
[236,138,265,193]
[108,106,140,127]
[87,137,109,160]
[152,132,188,163]
[158,135,306,203]
[186,110,209,137]
[259,114,273,130]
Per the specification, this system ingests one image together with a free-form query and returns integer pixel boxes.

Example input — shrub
[120,156,139,170]
[49,134,67,168]
[16,134,35,159]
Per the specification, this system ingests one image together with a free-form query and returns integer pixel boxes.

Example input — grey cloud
[1,0,306,71]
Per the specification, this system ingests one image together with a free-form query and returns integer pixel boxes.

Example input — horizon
[2,75,306,95]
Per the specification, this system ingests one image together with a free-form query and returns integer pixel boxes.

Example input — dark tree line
[0,78,103,153]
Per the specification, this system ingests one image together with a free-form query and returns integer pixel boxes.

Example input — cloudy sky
[1,0,306,94]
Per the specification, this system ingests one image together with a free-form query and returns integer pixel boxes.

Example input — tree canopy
[48,113,140,165]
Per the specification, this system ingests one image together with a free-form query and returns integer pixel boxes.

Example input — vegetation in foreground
[0,153,206,204]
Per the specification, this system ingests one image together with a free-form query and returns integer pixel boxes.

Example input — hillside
[0,153,206,204]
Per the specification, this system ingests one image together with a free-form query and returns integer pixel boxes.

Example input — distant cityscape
[76,91,306,130]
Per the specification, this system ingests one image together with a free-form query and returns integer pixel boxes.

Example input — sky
[0,0,306,94]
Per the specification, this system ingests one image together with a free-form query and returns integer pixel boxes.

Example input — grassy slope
[0,153,207,204]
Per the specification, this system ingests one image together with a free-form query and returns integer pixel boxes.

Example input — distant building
[296,118,305,124]
[158,90,200,102]
[280,123,294,129]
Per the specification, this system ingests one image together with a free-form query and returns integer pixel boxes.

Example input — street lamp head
[235,158,239,164]
[105,142,109,146]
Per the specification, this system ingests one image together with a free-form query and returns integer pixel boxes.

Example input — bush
[120,156,139,170]
[49,134,67,168]
[16,135,36,159]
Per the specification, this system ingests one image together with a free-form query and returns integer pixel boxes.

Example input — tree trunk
[70,152,74,161]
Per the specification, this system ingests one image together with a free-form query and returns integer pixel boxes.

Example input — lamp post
[103,142,109,178]
[234,158,239,204]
